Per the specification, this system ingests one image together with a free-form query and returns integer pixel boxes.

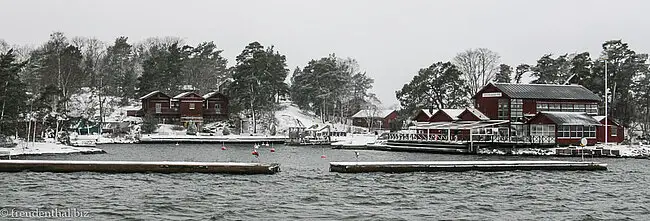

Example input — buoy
[270,147,275,152]
[321,155,327,159]
[175,143,179,146]
[252,150,259,156]
[221,146,227,150]
[265,142,270,147]
[254,144,259,149]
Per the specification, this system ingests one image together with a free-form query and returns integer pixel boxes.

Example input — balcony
[204,108,226,116]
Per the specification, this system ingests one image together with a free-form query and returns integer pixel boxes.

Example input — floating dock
[0,160,280,174]
[330,161,607,173]
[138,135,287,144]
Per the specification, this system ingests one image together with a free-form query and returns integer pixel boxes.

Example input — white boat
[70,140,97,147]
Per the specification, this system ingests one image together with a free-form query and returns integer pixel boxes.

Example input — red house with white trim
[129,90,230,127]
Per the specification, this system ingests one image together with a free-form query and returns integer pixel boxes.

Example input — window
[586,104,598,114]
[561,104,573,112]
[574,104,585,113]
[611,125,617,136]
[155,103,162,113]
[570,126,578,138]
[530,124,555,137]
[215,103,221,114]
[574,125,583,138]
[547,125,556,137]
[558,125,571,138]
[189,103,195,110]
[510,99,523,122]
[549,104,561,112]
[586,126,596,138]
[498,99,509,120]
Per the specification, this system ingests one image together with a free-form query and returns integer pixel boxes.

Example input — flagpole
[605,56,609,146]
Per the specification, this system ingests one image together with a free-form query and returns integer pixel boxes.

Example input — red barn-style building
[409,83,625,146]
[130,91,229,127]
[351,109,398,129]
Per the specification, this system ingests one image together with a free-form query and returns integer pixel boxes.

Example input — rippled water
[1,144,650,220]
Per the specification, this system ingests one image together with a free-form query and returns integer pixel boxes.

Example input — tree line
[395,39,650,137]
[0,32,377,137]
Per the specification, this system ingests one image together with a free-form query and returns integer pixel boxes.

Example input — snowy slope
[275,103,320,134]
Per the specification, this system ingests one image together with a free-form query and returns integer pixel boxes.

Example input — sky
[1,0,649,108]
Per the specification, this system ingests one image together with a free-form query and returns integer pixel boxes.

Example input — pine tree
[396,61,469,115]
[227,42,288,133]
[0,49,28,136]
[514,64,530,84]
[495,64,512,83]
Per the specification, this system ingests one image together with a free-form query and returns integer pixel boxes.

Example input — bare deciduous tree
[453,48,500,96]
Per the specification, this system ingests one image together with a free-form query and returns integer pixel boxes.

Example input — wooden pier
[0,160,280,174]
[330,161,607,173]
[138,135,287,144]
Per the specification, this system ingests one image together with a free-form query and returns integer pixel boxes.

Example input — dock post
[469,129,474,153]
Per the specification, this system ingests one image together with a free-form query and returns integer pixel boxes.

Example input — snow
[274,102,368,135]
[0,142,104,157]
[477,143,650,157]
[331,134,379,146]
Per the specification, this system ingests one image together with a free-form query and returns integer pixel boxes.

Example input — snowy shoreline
[0,142,105,158]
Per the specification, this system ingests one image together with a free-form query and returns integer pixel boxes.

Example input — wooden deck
[330,161,607,173]
[0,160,281,174]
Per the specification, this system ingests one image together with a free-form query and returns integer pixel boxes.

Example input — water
[1,143,650,220]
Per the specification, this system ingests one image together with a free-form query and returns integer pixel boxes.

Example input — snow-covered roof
[202,91,225,99]
[593,116,606,122]
[437,109,465,120]
[592,116,623,127]
[351,109,396,118]
[419,109,435,117]
[538,112,601,126]
[173,92,191,99]
[465,108,490,120]
[173,92,202,99]
[140,91,168,100]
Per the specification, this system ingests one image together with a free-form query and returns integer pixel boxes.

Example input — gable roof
[202,91,226,99]
[436,109,465,121]
[419,109,434,117]
[463,108,490,120]
[351,109,396,118]
[139,91,170,100]
[475,83,601,101]
[536,112,601,126]
[592,116,623,127]
[173,92,202,99]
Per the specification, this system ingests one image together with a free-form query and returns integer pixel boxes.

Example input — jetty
[138,135,287,144]
[329,161,607,173]
[0,160,281,174]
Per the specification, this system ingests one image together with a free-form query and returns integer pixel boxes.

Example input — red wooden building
[470,83,623,145]
[351,109,398,129]
[130,91,229,127]
[203,91,230,122]
[412,109,435,122]
[593,116,625,143]
[409,83,625,146]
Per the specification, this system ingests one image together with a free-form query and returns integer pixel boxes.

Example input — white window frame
[155,103,162,113]
[611,125,617,136]
[558,125,571,138]
[189,103,195,110]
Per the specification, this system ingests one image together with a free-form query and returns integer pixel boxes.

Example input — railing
[388,133,555,144]
[203,108,224,115]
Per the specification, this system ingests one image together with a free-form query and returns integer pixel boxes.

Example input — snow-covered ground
[274,102,368,135]
[0,141,105,158]
[331,134,379,146]
[478,143,650,157]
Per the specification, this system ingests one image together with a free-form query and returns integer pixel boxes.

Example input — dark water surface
[1,143,650,220]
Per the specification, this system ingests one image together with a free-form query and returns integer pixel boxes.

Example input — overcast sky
[1,0,649,107]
